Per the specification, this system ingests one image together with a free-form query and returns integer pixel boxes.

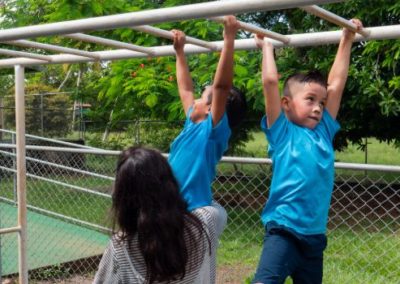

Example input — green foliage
[3,83,72,137]
[242,1,400,150]
[131,121,182,152]
[32,264,71,281]
[85,121,182,152]
[1,1,399,150]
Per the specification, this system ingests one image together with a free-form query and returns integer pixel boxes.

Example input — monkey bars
[1,1,400,284]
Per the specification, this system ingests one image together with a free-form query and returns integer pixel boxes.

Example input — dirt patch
[3,266,253,284]
[216,264,254,284]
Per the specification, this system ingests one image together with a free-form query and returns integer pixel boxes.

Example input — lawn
[0,134,398,283]
[244,132,400,166]
[217,209,400,283]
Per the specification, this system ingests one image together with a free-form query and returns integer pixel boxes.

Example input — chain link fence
[0,131,399,283]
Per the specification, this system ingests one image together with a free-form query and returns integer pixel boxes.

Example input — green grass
[0,176,111,226]
[217,210,400,283]
[1,173,398,283]
[1,132,398,283]
[243,131,268,158]
[243,133,400,183]
[335,138,400,165]
[244,132,400,166]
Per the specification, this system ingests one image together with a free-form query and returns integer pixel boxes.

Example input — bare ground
[2,265,253,284]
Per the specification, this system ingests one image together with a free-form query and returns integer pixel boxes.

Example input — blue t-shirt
[169,107,231,211]
[261,110,340,235]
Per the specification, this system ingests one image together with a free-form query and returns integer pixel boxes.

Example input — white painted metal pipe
[5,40,101,60]
[0,149,114,181]
[0,25,398,68]
[301,5,370,37]
[0,0,343,41]
[0,166,111,198]
[64,33,154,55]
[15,65,28,284]
[0,226,21,234]
[209,16,290,44]
[0,144,120,155]
[24,203,112,234]
[0,48,52,61]
[132,25,217,50]
[220,156,400,172]
[0,128,103,150]
[0,196,112,234]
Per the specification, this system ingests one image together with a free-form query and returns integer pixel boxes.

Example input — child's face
[282,82,327,129]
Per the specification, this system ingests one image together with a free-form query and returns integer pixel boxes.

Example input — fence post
[0,97,3,141]
[12,133,17,204]
[0,206,2,284]
[40,92,44,136]
[15,65,28,284]
[135,120,140,145]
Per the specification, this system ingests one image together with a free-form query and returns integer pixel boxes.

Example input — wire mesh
[0,135,399,283]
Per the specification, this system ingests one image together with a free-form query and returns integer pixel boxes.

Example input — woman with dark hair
[94,146,225,284]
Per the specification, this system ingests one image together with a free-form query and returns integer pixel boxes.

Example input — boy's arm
[172,29,194,115]
[255,35,281,128]
[210,15,240,126]
[326,19,363,119]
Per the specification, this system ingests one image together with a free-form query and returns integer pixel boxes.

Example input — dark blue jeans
[252,223,327,284]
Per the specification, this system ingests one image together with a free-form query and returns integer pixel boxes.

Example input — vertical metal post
[0,97,4,141]
[12,134,17,203]
[0,202,2,284]
[40,93,44,136]
[15,65,28,284]
[0,96,3,283]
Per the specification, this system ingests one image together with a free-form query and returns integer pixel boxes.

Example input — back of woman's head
[113,146,184,235]
[112,146,207,283]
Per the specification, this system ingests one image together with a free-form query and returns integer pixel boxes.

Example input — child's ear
[281,96,290,111]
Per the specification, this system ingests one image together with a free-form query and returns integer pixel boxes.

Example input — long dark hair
[111,146,208,283]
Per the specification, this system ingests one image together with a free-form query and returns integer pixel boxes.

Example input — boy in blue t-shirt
[252,19,363,284]
[168,16,246,211]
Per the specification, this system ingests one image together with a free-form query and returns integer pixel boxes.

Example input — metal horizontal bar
[333,162,400,172]
[209,16,290,44]
[0,149,114,181]
[0,128,100,150]
[0,226,21,234]
[3,40,101,60]
[26,204,112,234]
[0,0,343,41]
[0,25,398,67]
[0,143,119,155]
[0,143,399,173]
[64,33,154,55]
[0,165,111,198]
[0,48,52,61]
[1,91,73,98]
[0,196,111,234]
[132,25,217,50]
[301,5,370,37]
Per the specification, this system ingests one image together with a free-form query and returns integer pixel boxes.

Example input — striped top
[93,202,227,284]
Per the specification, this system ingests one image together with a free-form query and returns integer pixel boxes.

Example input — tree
[239,0,400,150]
[4,83,72,137]
[1,0,399,150]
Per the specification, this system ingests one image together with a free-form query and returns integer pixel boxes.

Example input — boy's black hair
[226,86,247,129]
[283,70,327,97]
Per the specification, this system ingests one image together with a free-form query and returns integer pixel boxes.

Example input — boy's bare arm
[255,35,281,128]
[172,29,194,115]
[326,19,363,119]
[211,15,240,126]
